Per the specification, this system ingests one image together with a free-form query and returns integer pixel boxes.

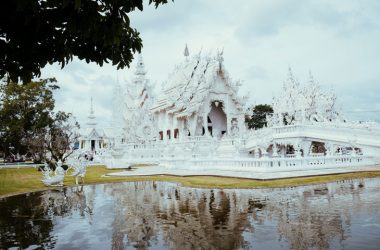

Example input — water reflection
[1,178,380,249]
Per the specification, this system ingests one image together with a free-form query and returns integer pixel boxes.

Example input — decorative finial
[184,44,189,57]
[217,48,224,70]
[135,53,146,76]
[288,66,293,74]
[308,70,314,82]
[90,96,94,114]
[287,66,294,81]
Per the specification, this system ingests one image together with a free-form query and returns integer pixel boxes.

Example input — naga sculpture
[41,160,65,186]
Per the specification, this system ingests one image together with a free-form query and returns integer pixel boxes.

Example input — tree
[0,0,171,83]
[25,111,79,164]
[0,78,78,163]
[26,128,48,163]
[246,104,273,129]
[45,111,80,163]
[0,78,57,158]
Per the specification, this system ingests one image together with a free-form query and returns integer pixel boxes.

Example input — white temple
[86,47,380,175]
[151,50,247,141]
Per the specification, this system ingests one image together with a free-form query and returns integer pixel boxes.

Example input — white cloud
[41,0,380,126]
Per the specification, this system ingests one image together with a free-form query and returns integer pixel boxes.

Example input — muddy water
[0,178,380,249]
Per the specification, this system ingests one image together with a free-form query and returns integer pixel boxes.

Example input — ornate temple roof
[151,50,245,117]
[268,68,342,126]
[125,55,152,111]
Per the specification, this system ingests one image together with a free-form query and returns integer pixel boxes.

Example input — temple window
[159,131,163,140]
[167,130,171,139]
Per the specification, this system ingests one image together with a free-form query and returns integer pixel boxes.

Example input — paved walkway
[106,165,380,180]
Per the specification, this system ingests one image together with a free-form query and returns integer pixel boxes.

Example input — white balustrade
[163,154,374,172]
[102,121,380,170]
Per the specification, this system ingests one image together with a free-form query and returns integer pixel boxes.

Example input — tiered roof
[151,51,245,118]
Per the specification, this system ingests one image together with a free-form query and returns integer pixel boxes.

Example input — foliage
[26,112,80,164]
[246,104,273,129]
[0,0,171,83]
[0,78,79,163]
[45,111,80,163]
[0,79,57,158]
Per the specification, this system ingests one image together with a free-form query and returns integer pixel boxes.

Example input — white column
[302,141,312,157]
[272,143,279,157]
[203,114,209,136]
[281,144,287,157]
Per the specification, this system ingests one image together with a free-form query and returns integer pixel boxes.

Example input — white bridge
[244,122,380,156]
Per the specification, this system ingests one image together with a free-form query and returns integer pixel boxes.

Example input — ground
[1,165,380,198]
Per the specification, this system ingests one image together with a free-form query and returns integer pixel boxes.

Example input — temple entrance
[91,140,95,151]
[208,101,227,139]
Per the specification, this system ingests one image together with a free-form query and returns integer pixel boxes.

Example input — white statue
[41,160,65,186]
[70,156,88,185]
[230,119,239,137]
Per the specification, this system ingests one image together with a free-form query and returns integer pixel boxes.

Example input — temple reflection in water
[1,178,380,250]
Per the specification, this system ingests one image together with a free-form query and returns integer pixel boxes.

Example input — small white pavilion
[79,98,107,152]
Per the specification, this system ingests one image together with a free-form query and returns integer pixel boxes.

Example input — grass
[1,165,380,198]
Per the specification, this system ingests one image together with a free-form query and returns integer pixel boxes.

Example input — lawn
[1,165,380,198]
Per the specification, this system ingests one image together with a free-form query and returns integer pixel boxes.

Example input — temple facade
[151,50,247,141]
[112,49,247,144]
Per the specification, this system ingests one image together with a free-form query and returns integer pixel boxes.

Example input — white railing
[0,163,44,169]
[163,154,374,171]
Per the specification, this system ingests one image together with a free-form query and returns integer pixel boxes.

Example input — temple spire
[184,44,189,58]
[90,97,94,114]
[308,70,315,84]
[217,49,224,70]
[87,96,97,127]
[135,54,146,76]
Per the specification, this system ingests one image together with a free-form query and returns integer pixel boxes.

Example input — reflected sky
[1,178,380,249]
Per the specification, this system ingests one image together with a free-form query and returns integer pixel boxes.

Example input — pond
[1,178,380,249]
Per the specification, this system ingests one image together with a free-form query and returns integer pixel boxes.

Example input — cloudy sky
[41,0,380,127]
